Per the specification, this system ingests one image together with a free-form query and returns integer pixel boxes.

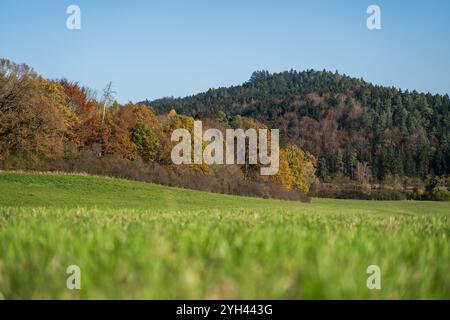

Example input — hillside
[2,171,450,214]
[0,171,300,210]
[2,59,450,202]
[145,70,450,181]
[0,172,449,299]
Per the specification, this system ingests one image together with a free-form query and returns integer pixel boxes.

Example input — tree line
[0,59,317,202]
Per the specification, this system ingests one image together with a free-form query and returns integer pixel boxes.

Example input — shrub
[429,186,450,201]
[313,182,407,200]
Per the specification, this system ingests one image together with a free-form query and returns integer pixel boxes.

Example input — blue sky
[1,0,449,103]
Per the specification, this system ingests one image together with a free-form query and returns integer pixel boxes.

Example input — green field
[0,172,449,299]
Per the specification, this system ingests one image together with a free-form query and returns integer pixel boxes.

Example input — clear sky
[1,0,449,103]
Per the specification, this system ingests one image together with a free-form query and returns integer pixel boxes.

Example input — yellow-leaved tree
[273,149,294,190]
[165,110,211,175]
[285,145,318,193]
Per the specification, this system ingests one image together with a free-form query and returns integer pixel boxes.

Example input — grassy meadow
[0,171,449,299]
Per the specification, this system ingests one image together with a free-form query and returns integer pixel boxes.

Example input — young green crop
[0,172,449,299]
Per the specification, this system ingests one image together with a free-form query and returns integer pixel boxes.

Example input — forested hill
[143,70,450,181]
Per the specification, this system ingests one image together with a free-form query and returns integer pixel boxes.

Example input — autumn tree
[273,149,294,190]
[0,59,66,162]
[59,79,105,149]
[41,80,80,153]
[285,145,318,193]
[131,119,160,161]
